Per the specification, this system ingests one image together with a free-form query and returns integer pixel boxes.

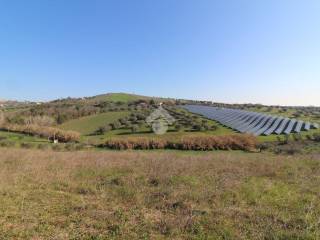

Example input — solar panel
[234,113,261,132]
[253,117,277,136]
[220,112,242,123]
[274,118,290,134]
[240,114,266,133]
[294,121,304,133]
[263,117,284,135]
[224,112,248,124]
[248,116,273,134]
[283,119,297,135]
[232,112,259,130]
[224,112,250,127]
[181,105,315,136]
[304,122,311,131]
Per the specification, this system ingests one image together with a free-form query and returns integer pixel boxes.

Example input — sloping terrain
[59,111,129,135]
[87,93,173,103]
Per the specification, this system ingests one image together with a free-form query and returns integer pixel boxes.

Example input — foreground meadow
[0,148,319,239]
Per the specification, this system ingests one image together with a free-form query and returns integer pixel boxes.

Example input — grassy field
[90,93,148,103]
[0,148,319,239]
[59,112,129,135]
[0,131,47,144]
[58,107,236,145]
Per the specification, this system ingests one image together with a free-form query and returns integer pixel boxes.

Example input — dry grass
[0,148,319,239]
[101,134,258,151]
[0,124,80,142]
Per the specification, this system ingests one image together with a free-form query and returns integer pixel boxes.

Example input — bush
[95,126,110,135]
[65,143,77,151]
[210,125,218,131]
[52,144,64,151]
[110,121,121,130]
[100,134,257,152]
[313,133,320,142]
[0,124,80,142]
[274,144,302,155]
[131,125,139,133]
[37,144,50,150]
[174,124,182,132]
[0,136,7,141]
[20,142,34,149]
[0,140,15,147]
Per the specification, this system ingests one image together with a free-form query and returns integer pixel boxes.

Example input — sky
[0,0,319,106]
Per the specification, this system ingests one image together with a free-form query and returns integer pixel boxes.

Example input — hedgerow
[99,134,257,151]
[0,124,80,142]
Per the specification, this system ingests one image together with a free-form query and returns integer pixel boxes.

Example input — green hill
[88,93,150,103]
[59,111,129,135]
[88,93,174,103]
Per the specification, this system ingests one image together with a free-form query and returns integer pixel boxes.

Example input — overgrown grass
[0,148,319,239]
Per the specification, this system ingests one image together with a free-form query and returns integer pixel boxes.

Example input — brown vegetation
[0,124,80,142]
[100,134,258,151]
[0,148,319,239]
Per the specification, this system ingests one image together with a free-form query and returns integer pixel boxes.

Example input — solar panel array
[182,105,319,136]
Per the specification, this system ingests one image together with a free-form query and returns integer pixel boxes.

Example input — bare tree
[25,116,55,127]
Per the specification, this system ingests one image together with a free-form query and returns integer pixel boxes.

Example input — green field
[59,111,129,135]
[88,93,152,103]
[0,131,47,144]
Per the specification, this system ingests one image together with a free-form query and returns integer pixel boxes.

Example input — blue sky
[0,0,319,106]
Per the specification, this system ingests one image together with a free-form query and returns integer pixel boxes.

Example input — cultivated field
[0,148,319,239]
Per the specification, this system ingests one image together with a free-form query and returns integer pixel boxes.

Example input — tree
[175,124,182,132]
[57,114,68,124]
[110,121,121,130]
[210,125,218,131]
[25,116,55,126]
[96,126,107,135]
[131,124,139,133]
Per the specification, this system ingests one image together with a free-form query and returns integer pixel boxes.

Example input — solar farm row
[182,105,319,136]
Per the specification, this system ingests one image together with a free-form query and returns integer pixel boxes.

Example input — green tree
[131,125,139,133]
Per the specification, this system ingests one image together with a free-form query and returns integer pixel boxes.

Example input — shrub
[131,125,139,133]
[0,136,7,141]
[37,144,50,150]
[313,133,320,142]
[95,126,108,135]
[306,134,312,141]
[274,144,302,155]
[210,125,218,131]
[100,134,257,152]
[20,142,34,149]
[0,124,80,142]
[65,143,77,151]
[0,140,15,147]
[110,121,121,130]
[292,133,302,142]
[52,144,64,151]
[25,116,55,126]
[174,124,182,132]
[192,124,204,132]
